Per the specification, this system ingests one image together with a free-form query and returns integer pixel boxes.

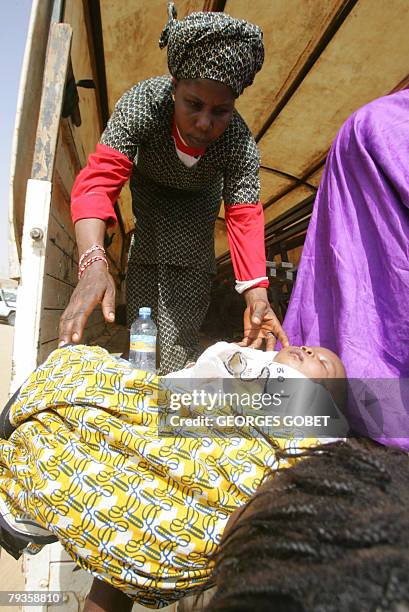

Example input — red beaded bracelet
[78,244,106,270]
[78,255,108,280]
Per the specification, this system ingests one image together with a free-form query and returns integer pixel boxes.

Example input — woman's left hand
[238,287,289,350]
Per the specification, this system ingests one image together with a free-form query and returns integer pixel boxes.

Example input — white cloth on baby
[165,341,306,379]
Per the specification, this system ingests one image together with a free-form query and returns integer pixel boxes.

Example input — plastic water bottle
[129,307,157,373]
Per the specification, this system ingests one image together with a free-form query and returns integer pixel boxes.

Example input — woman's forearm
[75,218,107,256]
[59,218,116,346]
[244,286,269,307]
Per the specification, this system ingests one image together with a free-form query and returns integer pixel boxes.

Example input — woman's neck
[172,117,206,156]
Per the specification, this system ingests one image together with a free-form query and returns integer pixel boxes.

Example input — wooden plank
[46,207,77,261]
[42,274,74,310]
[218,170,294,221]
[203,0,225,10]
[117,184,135,235]
[63,0,101,159]
[214,218,229,258]
[100,0,204,114]
[31,23,73,181]
[260,170,295,207]
[11,180,53,390]
[44,237,77,287]
[48,182,77,258]
[37,341,57,365]
[81,0,106,131]
[40,308,106,345]
[54,124,82,199]
[61,114,87,169]
[225,0,347,136]
[9,0,54,268]
[37,318,110,364]
[258,0,409,177]
[264,185,315,226]
[305,165,325,188]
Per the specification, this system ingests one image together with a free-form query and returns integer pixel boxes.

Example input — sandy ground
[0,322,24,611]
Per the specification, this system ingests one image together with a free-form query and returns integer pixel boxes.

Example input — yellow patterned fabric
[0,345,316,607]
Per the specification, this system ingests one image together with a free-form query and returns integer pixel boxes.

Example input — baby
[164,341,348,441]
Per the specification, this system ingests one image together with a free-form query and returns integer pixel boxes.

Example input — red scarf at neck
[172,117,206,157]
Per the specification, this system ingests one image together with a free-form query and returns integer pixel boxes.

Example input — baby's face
[273,346,345,379]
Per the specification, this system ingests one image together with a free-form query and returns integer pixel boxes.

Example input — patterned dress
[99,75,261,373]
[0,345,317,608]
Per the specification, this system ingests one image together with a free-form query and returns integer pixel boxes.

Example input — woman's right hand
[58,260,116,346]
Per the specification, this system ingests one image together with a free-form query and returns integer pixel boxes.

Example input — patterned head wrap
[159,3,264,98]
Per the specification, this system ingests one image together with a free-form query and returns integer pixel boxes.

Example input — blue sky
[0,1,32,276]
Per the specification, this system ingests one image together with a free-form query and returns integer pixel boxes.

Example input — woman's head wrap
[159,3,264,98]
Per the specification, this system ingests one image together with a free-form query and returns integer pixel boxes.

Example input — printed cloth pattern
[0,345,318,607]
[159,3,264,98]
[126,263,212,373]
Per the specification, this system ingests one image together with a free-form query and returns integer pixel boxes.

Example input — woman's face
[173,78,235,148]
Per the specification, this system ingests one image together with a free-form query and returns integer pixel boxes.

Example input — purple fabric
[282,90,409,448]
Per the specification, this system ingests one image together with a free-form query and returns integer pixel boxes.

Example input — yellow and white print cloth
[0,345,317,608]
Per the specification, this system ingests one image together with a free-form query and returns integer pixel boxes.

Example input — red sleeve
[225,203,269,288]
[71,143,133,226]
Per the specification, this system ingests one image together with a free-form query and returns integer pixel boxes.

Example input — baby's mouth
[288,347,305,362]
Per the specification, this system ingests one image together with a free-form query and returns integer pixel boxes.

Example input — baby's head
[273,345,345,379]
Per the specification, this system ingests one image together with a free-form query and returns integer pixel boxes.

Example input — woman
[58,4,288,373]
[283,89,409,380]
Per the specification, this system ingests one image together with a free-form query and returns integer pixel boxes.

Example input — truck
[0,288,16,326]
[7,0,409,609]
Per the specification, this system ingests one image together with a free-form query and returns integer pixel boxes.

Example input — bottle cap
[139,307,151,317]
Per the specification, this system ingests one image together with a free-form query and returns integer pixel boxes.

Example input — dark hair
[204,439,409,612]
